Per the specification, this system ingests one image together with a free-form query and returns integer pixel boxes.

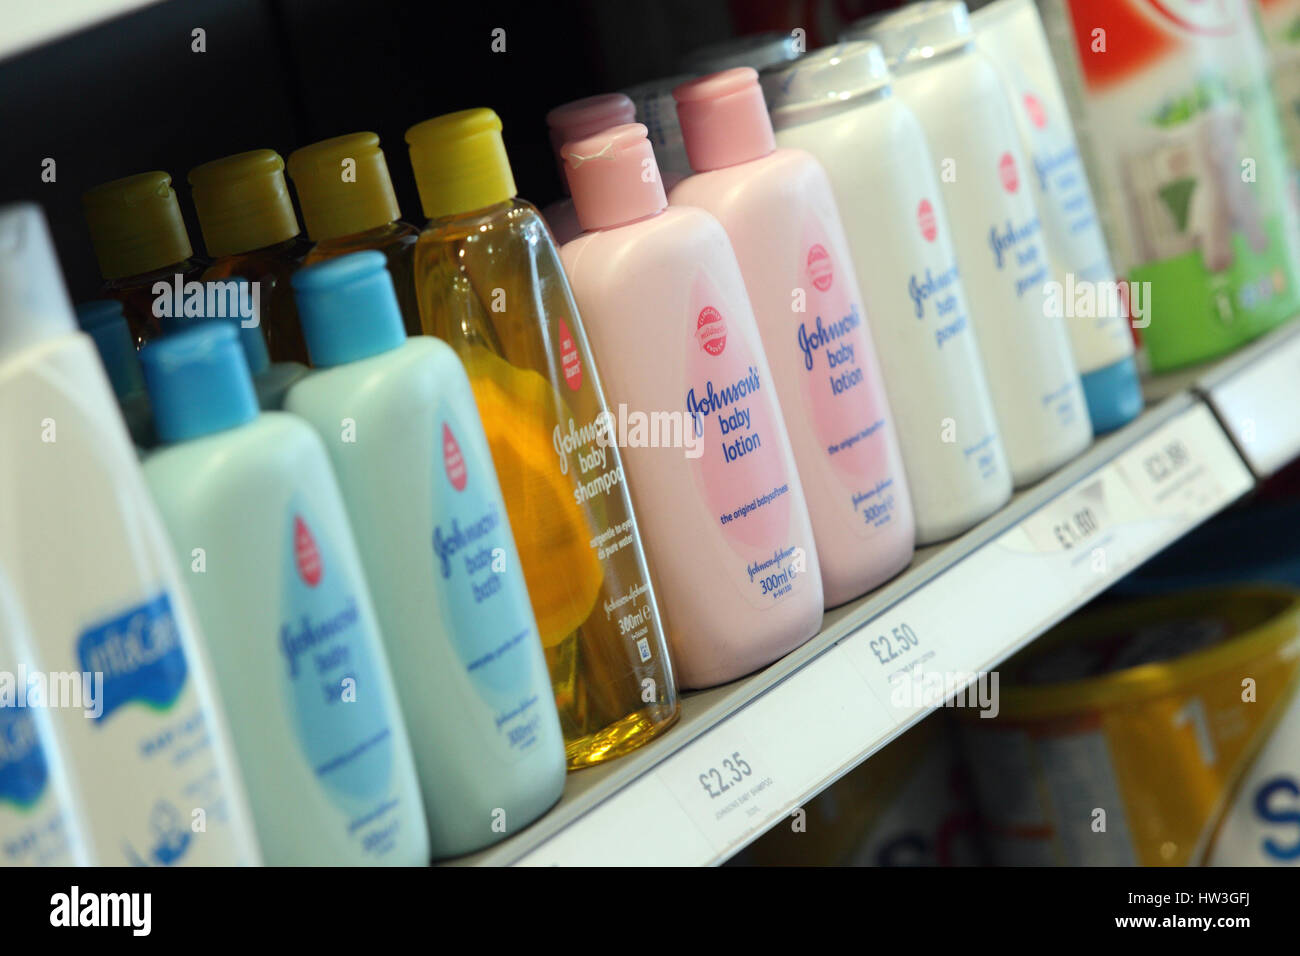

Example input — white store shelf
[1198,321,1300,479]
[458,387,1257,867]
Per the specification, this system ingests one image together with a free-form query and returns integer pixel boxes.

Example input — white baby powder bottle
[761,42,1013,543]
[971,0,1142,433]
[848,1,1093,487]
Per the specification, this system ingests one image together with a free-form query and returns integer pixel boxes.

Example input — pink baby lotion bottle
[542,94,637,245]
[670,68,915,607]
[559,123,824,688]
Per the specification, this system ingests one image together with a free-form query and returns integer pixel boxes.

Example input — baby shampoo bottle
[560,123,824,688]
[140,322,428,866]
[284,251,566,857]
[407,108,678,766]
[287,132,423,334]
[670,67,916,607]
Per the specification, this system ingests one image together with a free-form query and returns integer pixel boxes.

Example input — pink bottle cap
[673,67,776,173]
[546,93,637,194]
[561,123,667,233]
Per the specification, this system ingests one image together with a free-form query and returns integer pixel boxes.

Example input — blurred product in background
[189,149,312,364]
[287,132,423,335]
[734,714,984,866]
[961,586,1300,865]
[761,42,1013,545]
[1258,0,1300,202]
[1038,0,1300,371]
[81,171,204,346]
[0,203,260,866]
[678,30,801,74]
[972,0,1141,433]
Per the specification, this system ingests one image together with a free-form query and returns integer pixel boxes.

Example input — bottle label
[684,272,805,608]
[432,418,546,759]
[279,501,397,837]
[0,705,46,809]
[77,592,188,722]
[558,318,584,392]
[796,218,897,536]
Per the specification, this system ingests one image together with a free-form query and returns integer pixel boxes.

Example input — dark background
[0,0,904,302]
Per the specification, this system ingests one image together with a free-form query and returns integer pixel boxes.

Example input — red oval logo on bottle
[806,244,833,292]
[443,422,468,491]
[917,199,937,242]
[998,152,1019,193]
[558,318,583,392]
[294,515,323,587]
[696,306,727,356]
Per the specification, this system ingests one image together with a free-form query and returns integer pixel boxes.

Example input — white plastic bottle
[0,203,259,866]
[971,0,1142,433]
[761,43,1013,543]
[284,252,567,858]
[849,1,1093,487]
[0,566,89,866]
[141,321,429,866]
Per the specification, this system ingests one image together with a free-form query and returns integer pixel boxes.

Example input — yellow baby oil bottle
[82,171,204,346]
[405,108,679,767]
[287,132,422,334]
[188,149,311,364]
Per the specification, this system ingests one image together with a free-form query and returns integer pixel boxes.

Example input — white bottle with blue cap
[75,299,155,449]
[157,276,309,410]
[0,202,259,866]
[284,251,566,858]
[140,320,429,865]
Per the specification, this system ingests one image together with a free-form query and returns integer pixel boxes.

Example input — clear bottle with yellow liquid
[188,149,312,364]
[406,108,679,767]
[287,132,422,335]
[82,171,205,346]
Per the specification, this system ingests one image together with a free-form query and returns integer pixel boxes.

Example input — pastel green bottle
[285,252,566,857]
[140,322,429,865]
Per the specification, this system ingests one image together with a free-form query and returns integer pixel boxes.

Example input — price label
[1118,407,1237,517]
[695,751,754,800]
[1019,476,1115,555]
[656,726,779,854]
[868,621,922,666]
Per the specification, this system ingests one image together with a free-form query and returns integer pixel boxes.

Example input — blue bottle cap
[291,250,406,367]
[75,299,146,400]
[140,322,259,442]
[160,277,271,375]
[1080,355,1143,434]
